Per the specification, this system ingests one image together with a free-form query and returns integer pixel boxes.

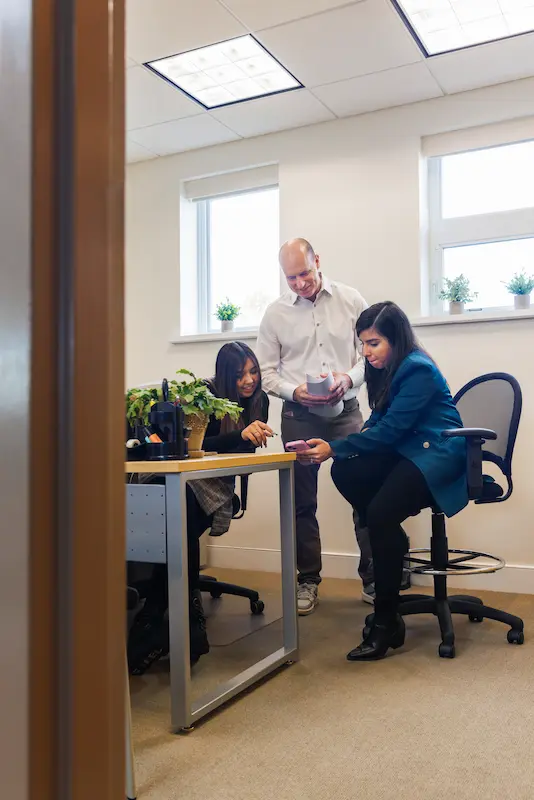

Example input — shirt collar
[290,274,333,305]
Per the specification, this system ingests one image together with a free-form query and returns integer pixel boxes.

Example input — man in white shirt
[256,238,373,615]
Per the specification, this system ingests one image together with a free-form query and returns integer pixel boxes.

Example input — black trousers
[331,453,434,622]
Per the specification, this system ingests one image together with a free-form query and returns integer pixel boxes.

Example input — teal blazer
[330,351,468,517]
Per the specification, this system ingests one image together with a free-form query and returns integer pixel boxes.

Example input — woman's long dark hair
[208,341,263,432]
[356,301,422,411]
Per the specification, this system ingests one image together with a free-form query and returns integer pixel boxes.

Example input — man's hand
[296,438,334,465]
[241,420,274,448]
[293,383,329,407]
[325,372,352,405]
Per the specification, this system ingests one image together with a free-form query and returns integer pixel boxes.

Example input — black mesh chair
[365,372,525,659]
[199,475,266,615]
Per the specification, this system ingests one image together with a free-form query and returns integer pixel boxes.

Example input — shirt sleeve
[256,314,298,401]
[346,292,368,390]
[330,363,439,458]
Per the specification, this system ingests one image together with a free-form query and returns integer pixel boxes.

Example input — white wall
[126,77,534,591]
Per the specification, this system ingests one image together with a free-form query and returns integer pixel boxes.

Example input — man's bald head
[279,238,322,301]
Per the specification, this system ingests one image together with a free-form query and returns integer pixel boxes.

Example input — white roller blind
[183,164,278,201]
[422,117,534,158]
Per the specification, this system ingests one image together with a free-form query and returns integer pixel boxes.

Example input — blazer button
[423,441,430,449]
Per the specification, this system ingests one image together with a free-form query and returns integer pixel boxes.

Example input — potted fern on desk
[126,372,242,457]
[170,370,241,456]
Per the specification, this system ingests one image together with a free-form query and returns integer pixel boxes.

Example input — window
[428,139,534,314]
[193,186,280,334]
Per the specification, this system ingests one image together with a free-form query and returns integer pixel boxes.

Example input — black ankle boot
[347,614,405,661]
[190,589,210,666]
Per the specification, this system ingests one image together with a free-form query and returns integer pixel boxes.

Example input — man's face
[280,251,322,300]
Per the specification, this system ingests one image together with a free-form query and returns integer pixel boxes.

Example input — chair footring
[405,547,505,576]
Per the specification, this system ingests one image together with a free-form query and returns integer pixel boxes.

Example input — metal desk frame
[161,459,297,732]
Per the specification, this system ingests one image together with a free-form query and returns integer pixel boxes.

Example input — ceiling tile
[312,62,443,117]
[256,0,423,88]
[126,66,203,131]
[126,57,137,67]
[427,32,534,94]
[127,138,158,164]
[128,114,241,156]
[219,0,364,32]
[211,88,335,136]
[127,0,247,63]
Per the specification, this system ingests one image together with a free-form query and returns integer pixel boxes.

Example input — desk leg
[126,661,136,800]
[165,473,192,731]
[279,465,299,658]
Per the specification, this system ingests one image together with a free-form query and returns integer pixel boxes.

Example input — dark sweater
[203,390,269,454]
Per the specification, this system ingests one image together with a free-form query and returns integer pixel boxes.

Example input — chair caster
[250,599,265,615]
[210,589,222,599]
[439,643,455,659]
[507,629,524,645]
[469,614,484,623]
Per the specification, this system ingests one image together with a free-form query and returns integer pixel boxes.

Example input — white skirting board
[207,543,534,595]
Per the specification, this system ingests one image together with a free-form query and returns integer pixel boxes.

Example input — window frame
[194,184,280,335]
[428,140,534,316]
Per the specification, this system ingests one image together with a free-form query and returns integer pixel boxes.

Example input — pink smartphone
[285,440,311,452]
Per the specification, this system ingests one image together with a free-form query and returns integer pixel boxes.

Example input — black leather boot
[347,614,405,661]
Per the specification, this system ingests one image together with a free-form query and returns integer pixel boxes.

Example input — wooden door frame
[30,1,125,799]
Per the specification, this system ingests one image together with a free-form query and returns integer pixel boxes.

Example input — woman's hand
[297,438,334,465]
[241,420,273,448]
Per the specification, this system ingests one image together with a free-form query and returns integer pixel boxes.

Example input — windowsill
[170,328,258,344]
[412,307,534,328]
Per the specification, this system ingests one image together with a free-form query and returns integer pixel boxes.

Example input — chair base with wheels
[364,508,525,658]
[199,574,265,615]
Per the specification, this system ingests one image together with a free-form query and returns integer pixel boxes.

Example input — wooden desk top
[125,451,296,474]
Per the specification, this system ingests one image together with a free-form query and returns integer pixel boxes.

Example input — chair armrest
[442,427,497,440]
[240,474,249,512]
[442,428,497,500]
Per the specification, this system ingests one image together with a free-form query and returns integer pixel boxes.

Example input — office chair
[365,372,525,659]
[199,475,265,615]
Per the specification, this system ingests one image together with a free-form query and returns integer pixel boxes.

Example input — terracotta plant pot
[514,294,531,310]
[220,319,234,332]
[449,301,464,315]
[185,412,209,458]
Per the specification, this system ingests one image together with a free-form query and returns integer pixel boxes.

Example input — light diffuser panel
[145,34,302,109]
[393,0,534,55]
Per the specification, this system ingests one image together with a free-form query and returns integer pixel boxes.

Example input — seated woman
[298,302,468,662]
[128,341,272,673]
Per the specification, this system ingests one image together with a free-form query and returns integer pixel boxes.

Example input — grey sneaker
[297,582,319,615]
[362,583,375,605]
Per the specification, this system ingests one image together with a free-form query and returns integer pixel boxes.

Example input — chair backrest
[453,373,522,480]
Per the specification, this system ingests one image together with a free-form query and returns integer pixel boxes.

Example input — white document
[306,371,343,418]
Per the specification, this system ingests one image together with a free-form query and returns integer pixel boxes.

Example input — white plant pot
[449,301,465,315]
[514,294,531,310]
[220,319,234,332]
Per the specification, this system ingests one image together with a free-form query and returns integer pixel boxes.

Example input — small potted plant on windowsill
[439,274,478,315]
[215,298,240,332]
[504,271,534,310]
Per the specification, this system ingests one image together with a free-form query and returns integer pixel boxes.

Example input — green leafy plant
[125,386,159,427]
[125,370,242,426]
[215,298,240,322]
[504,271,534,296]
[170,370,242,421]
[439,274,478,304]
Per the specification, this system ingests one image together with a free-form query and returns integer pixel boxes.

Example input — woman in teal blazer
[300,302,468,662]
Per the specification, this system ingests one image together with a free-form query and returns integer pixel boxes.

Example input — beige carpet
[130,568,534,800]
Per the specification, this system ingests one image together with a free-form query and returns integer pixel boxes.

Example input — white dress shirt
[256,276,368,402]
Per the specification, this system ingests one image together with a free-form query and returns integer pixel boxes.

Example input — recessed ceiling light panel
[145,34,303,109]
[392,0,534,56]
